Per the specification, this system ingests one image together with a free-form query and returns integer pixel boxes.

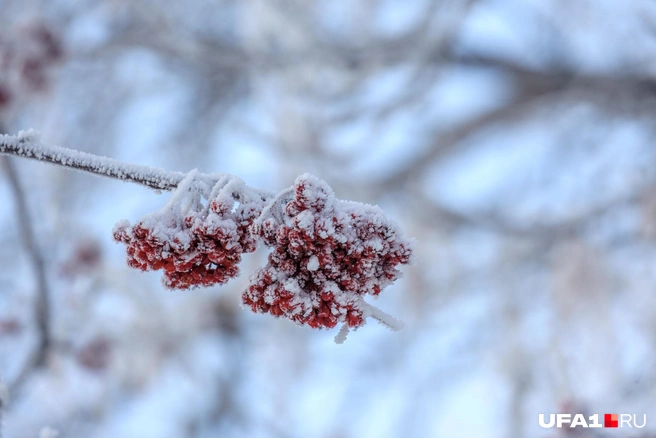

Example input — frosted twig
[334,323,350,344]
[361,302,405,331]
[254,187,293,226]
[0,130,186,191]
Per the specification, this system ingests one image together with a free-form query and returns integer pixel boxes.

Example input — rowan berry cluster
[113,173,266,289]
[243,175,414,331]
[114,172,415,336]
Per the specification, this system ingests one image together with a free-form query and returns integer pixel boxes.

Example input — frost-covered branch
[1,130,415,342]
[0,130,187,191]
[362,302,405,331]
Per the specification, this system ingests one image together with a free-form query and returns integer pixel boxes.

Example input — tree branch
[0,130,186,191]
[0,380,6,438]
[412,185,648,246]
[1,156,51,396]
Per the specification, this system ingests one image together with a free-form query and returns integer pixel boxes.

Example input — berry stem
[334,323,350,344]
[362,302,405,331]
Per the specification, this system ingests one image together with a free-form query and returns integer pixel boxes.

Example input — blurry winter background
[1,0,656,437]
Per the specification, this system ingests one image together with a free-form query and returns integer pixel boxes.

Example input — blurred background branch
[1,156,50,396]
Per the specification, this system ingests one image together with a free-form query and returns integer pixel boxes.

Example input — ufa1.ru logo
[539,414,646,429]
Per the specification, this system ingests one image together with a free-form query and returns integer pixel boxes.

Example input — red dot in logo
[604,413,618,428]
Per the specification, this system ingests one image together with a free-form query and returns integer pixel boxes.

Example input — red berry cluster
[115,172,414,335]
[113,176,265,289]
[242,174,414,330]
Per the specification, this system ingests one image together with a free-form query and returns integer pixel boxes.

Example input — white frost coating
[283,278,301,293]
[253,187,293,228]
[294,210,315,236]
[120,172,255,249]
[112,219,131,235]
[39,427,60,438]
[296,173,335,210]
[307,255,319,271]
[361,302,405,331]
[0,130,209,192]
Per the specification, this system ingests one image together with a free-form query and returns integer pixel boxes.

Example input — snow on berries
[113,171,266,289]
[114,171,415,341]
[243,174,415,337]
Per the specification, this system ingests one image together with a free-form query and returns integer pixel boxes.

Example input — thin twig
[0,130,186,191]
[1,156,51,396]
[361,302,405,331]
[0,379,6,438]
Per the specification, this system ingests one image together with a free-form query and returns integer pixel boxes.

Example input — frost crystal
[307,255,320,271]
